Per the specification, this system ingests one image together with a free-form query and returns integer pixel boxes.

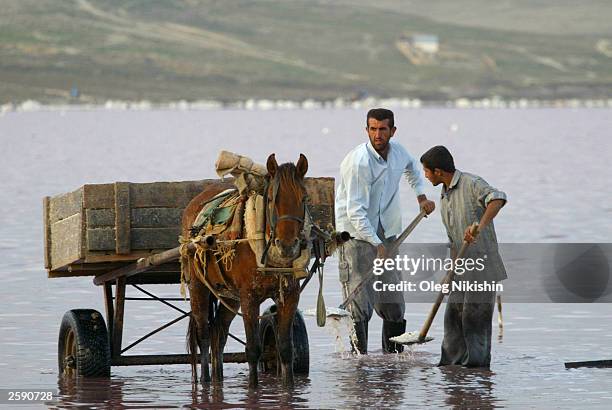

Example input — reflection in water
[56,377,124,409]
[438,365,498,409]
[336,355,412,407]
[55,372,313,409]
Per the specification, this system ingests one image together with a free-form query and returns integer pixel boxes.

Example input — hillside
[1,0,611,103]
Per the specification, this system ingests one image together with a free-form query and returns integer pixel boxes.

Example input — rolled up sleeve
[472,176,507,208]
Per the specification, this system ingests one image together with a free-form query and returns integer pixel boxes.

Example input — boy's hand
[463,226,479,243]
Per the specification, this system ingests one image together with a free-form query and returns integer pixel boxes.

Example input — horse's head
[265,153,308,260]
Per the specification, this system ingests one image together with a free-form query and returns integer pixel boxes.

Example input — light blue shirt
[335,140,425,245]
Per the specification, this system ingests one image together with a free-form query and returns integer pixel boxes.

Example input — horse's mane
[276,162,306,201]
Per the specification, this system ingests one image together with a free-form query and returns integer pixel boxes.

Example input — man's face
[423,165,442,186]
[366,118,395,153]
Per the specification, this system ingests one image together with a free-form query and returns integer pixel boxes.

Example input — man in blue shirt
[336,108,435,354]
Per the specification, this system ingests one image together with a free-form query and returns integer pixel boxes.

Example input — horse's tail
[186,314,199,384]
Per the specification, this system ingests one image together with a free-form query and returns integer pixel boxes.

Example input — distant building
[411,34,439,54]
[70,86,80,99]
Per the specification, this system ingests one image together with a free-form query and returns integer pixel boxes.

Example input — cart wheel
[258,306,309,374]
[58,309,111,377]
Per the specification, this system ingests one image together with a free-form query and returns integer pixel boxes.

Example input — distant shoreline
[2,97,611,114]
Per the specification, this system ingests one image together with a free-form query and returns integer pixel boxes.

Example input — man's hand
[463,226,479,243]
[376,243,388,259]
[419,199,436,215]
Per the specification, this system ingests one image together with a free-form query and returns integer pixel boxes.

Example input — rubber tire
[258,306,309,374]
[58,309,111,377]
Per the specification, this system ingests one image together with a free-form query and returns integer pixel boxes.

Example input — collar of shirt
[441,169,462,199]
[365,141,386,163]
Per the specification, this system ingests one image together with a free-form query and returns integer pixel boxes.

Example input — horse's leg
[211,300,239,383]
[188,278,211,385]
[241,298,261,388]
[276,287,299,388]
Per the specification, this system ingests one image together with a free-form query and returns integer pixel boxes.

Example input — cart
[44,178,335,377]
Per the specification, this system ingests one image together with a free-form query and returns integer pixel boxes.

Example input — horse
[182,153,308,388]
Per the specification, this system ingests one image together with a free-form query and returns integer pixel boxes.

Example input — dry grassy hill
[1,0,610,103]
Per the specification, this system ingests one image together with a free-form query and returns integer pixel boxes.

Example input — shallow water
[0,108,611,408]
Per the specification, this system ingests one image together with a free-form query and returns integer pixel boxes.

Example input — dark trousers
[439,290,496,368]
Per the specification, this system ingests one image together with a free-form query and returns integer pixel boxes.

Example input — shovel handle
[338,210,428,311]
[417,223,479,341]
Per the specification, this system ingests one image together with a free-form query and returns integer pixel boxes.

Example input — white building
[412,34,439,54]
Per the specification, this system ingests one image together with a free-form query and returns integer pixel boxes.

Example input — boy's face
[423,165,442,186]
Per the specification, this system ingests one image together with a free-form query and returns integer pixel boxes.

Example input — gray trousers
[338,238,405,324]
[439,289,496,367]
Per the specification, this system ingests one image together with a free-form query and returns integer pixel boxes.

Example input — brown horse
[182,153,308,388]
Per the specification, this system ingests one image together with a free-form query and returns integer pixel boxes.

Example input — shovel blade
[390,331,434,345]
[316,292,326,327]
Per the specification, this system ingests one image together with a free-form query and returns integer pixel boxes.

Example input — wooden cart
[45,178,335,377]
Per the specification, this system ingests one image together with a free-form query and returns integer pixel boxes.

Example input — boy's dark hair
[420,145,456,173]
[366,108,394,129]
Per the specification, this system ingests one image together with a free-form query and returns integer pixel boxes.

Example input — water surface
[0,108,611,408]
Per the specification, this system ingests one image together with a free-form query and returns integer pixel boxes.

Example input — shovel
[390,223,479,345]
[306,210,428,321]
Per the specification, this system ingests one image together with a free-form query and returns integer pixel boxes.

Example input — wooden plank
[126,271,181,285]
[83,178,331,209]
[83,250,157,264]
[83,181,212,209]
[50,213,82,271]
[131,227,181,249]
[48,263,182,279]
[48,270,92,279]
[112,277,126,358]
[305,177,335,204]
[565,360,612,369]
[114,182,131,255]
[92,236,214,285]
[83,183,114,209]
[129,181,210,208]
[87,207,184,228]
[111,353,250,366]
[43,196,51,269]
[68,262,132,272]
[305,177,335,229]
[87,227,181,251]
[48,187,82,223]
[308,204,334,231]
[87,227,115,251]
[86,209,114,227]
[103,283,114,340]
[131,208,183,227]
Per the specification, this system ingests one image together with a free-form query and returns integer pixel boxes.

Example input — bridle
[261,173,307,266]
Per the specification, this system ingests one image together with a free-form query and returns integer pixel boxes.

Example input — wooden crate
[44,177,335,278]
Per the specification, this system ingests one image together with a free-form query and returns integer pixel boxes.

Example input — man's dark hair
[420,145,456,173]
[366,108,394,129]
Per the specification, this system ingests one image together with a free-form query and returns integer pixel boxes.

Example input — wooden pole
[416,223,479,342]
[93,235,215,285]
[339,211,427,310]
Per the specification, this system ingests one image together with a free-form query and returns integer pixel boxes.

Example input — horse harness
[185,172,329,319]
[260,173,308,268]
